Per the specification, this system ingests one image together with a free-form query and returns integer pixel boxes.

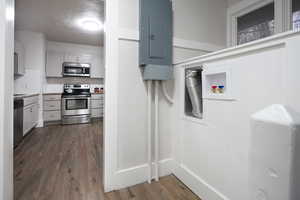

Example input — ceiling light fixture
[79,18,103,32]
[6,7,14,21]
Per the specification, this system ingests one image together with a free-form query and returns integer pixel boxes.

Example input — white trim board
[0,0,14,199]
[173,163,231,200]
[174,30,299,67]
[104,0,120,192]
[118,28,225,52]
[227,0,289,46]
[115,159,175,190]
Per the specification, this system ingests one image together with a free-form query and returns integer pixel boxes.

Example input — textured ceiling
[15,0,104,46]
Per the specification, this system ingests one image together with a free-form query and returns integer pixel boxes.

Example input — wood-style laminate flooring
[14,120,201,200]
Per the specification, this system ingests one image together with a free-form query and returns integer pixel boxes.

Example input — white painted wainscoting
[171,31,300,200]
[104,0,228,193]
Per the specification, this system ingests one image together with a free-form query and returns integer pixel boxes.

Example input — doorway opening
[13,0,106,199]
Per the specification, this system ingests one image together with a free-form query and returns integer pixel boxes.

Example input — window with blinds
[293,0,300,31]
[237,3,275,45]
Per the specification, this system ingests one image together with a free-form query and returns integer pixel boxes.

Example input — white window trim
[227,0,291,47]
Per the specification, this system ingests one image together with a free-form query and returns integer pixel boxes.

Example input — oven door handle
[63,97,91,100]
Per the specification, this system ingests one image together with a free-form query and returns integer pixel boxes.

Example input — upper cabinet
[45,42,104,78]
[46,50,64,77]
[64,53,93,64]
[14,40,26,76]
[90,52,105,78]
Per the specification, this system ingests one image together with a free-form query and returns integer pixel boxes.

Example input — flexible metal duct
[186,70,202,118]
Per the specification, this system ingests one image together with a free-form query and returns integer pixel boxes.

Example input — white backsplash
[43,77,104,93]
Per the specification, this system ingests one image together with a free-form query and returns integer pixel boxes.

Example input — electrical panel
[139,0,173,80]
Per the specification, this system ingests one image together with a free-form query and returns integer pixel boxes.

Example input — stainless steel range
[62,84,91,125]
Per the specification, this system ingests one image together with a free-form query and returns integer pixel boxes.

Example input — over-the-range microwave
[63,62,91,77]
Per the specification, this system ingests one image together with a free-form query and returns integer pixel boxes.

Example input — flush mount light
[6,7,14,21]
[78,18,103,32]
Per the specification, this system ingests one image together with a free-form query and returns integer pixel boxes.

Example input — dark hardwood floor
[14,120,201,200]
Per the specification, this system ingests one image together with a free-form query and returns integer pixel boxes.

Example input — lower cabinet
[43,94,61,124]
[44,110,61,121]
[92,108,104,118]
[23,99,39,136]
[91,94,104,118]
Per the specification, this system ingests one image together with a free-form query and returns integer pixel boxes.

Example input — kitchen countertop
[14,93,39,100]
[92,93,104,95]
[43,93,62,95]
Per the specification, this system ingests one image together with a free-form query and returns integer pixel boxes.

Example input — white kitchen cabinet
[91,99,104,108]
[46,50,64,77]
[91,94,104,118]
[91,55,105,78]
[43,100,61,111]
[23,101,38,136]
[23,106,32,135]
[43,94,61,123]
[32,103,39,126]
[14,40,25,76]
[64,54,78,63]
[44,111,61,121]
[43,94,61,101]
[80,54,93,63]
[92,109,104,118]
[64,53,93,63]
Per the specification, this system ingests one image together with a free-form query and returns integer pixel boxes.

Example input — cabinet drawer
[43,94,61,101]
[23,103,38,136]
[91,99,104,109]
[23,106,32,135]
[44,111,61,121]
[91,94,104,100]
[92,109,103,118]
[23,95,39,107]
[44,100,61,111]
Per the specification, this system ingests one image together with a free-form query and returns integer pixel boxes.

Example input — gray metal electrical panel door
[139,0,173,66]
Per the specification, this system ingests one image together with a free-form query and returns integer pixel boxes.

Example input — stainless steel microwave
[63,62,91,77]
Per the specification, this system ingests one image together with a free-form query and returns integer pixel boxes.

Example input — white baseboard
[112,158,231,200]
[114,158,175,190]
[173,163,231,200]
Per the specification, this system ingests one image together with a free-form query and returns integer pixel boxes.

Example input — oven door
[62,97,91,116]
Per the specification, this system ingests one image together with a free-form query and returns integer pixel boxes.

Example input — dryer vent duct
[185,69,203,118]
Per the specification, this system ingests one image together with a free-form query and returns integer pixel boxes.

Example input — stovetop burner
[62,84,91,97]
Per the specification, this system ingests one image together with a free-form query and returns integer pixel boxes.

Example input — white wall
[105,0,228,191]
[171,32,300,200]
[173,0,227,46]
[0,0,14,199]
[14,31,46,127]
[227,0,241,7]
[119,0,227,47]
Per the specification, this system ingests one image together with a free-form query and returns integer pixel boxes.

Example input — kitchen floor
[14,120,200,200]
